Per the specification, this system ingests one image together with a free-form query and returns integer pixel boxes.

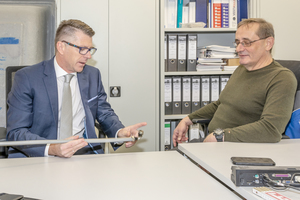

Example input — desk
[0,151,241,200]
[178,139,300,199]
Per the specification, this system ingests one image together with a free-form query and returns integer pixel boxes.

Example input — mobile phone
[231,157,276,166]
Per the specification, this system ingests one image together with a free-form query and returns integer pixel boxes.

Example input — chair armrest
[192,118,211,124]
[0,127,6,140]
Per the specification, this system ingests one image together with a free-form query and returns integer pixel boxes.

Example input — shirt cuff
[114,128,124,145]
[44,144,54,157]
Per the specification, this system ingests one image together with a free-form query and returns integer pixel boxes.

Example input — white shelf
[164,115,187,120]
[164,70,235,76]
[165,28,237,33]
[159,0,237,151]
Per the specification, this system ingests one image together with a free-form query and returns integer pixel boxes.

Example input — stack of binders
[164,75,231,115]
[165,34,198,72]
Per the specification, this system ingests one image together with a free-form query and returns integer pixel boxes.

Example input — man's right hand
[48,135,88,158]
[172,116,193,147]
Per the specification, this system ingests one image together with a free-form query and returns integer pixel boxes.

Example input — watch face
[214,129,223,135]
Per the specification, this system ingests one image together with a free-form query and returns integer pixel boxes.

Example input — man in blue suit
[6,19,146,158]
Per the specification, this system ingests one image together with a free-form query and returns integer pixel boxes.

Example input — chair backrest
[6,66,27,106]
[276,60,300,139]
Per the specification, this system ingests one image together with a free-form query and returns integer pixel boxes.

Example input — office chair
[276,60,300,139]
[191,60,300,142]
[0,66,27,158]
[2,66,109,157]
[0,127,7,158]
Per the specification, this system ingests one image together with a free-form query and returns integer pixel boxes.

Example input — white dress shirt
[44,57,85,156]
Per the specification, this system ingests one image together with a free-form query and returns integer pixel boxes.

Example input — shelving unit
[159,0,237,151]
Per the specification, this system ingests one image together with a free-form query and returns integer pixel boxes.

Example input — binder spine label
[173,78,181,102]
[168,35,177,59]
[178,36,187,60]
[182,78,191,102]
[165,78,172,102]
[211,77,220,101]
[201,77,210,102]
[188,36,197,59]
[192,79,200,102]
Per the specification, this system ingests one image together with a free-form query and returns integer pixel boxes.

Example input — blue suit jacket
[6,57,124,157]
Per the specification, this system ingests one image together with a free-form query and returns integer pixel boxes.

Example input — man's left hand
[203,133,218,142]
[117,122,147,148]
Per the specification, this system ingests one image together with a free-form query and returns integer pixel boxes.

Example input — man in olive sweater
[173,18,297,145]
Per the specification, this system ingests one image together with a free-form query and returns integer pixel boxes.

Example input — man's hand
[203,133,217,142]
[203,133,219,142]
[117,122,147,148]
[173,117,193,147]
[48,135,88,158]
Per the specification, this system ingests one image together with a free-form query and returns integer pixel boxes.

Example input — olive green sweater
[188,60,297,143]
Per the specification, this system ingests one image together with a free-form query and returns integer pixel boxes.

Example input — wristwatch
[213,128,224,142]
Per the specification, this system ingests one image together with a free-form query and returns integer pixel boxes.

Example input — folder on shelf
[177,34,187,71]
[170,120,179,148]
[164,77,173,115]
[221,0,229,28]
[165,0,177,28]
[164,120,171,150]
[220,75,230,92]
[172,76,182,114]
[188,1,196,23]
[182,76,191,114]
[167,34,178,71]
[201,76,210,107]
[189,123,200,141]
[210,76,220,102]
[187,34,197,71]
[212,0,222,28]
[192,76,201,112]
[237,0,248,23]
[177,0,183,28]
[229,0,238,28]
[164,35,168,72]
[195,0,208,27]
[182,6,189,24]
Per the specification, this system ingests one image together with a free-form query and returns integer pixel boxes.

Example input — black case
[231,157,276,166]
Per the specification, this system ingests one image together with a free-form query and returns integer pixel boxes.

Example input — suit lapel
[43,58,59,126]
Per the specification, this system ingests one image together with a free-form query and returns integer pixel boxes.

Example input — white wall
[259,0,300,60]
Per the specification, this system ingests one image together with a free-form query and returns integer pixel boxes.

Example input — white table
[0,151,241,200]
[179,139,300,200]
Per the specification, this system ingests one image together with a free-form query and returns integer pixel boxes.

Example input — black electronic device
[0,193,23,200]
[231,157,276,166]
[231,166,300,187]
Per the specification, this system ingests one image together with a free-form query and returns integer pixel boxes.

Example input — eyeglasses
[61,40,97,55]
[234,36,269,47]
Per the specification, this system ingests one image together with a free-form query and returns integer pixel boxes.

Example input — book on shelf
[195,0,208,27]
[229,0,238,28]
[188,1,196,23]
[221,0,229,28]
[182,6,189,24]
[177,0,183,28]
[212,0,222,28]
[237,0,248,23]
[165,0,177,28]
